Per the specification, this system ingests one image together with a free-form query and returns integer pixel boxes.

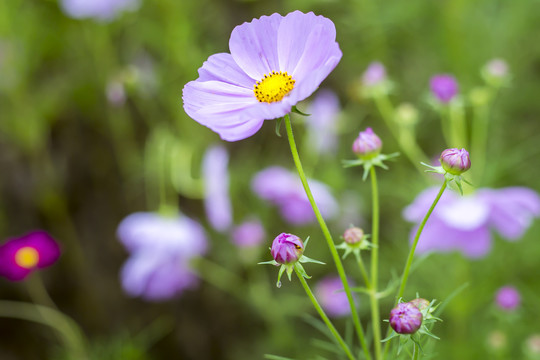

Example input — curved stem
[383,180,447,358]
[294,268,355,360]
[369,167,382,360]
[284,114,371,360]
[412,342,419,360]
[0,300,88,359]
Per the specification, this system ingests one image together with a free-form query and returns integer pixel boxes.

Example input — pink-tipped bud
[409,298,430,312]
[362,62,387,86]
[352,128,382,159]
[343,227,364,245]
[430,74,459,103]
[389,302,423,334]
[440,148,471,175]
[270,233,304,265]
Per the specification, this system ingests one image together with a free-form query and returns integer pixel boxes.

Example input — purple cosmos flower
[362,61,387,86]
[440,148,471,175]
[271,233,304,265]
[251,166,338,225]
[182,11,342,141]
[231,219,266,248]
[0,231,61,281]
[202,145,232,232]
[315,276,354,317]
[117,212,208,301]
[430,74,459,103]
[495,286,521,311]
[352,127,382,158]
[305,89,340,154]
[60,0,140,21]
[389,302,423,334]
[403,187,540,258]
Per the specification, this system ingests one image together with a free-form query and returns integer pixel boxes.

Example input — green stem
[284,114,371,360]
[355,253,371,288]
[0,300,88,359]
[471,103,489,185]
[369,167,382,360]
[383,180,447,358]
[294,268,355,360]
[449,102,467,149]
[374,95,429,176]
[412,342,419,360]
[396,180,447,300]
[26,273,59,311]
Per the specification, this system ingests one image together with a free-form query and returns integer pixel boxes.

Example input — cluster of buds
[383,297,441,353]
[260,233,324,288]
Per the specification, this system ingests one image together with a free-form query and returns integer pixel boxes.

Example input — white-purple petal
[203,145,232,231]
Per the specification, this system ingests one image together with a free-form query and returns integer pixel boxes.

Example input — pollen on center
[254,71,295,103]
[14,246,40,269]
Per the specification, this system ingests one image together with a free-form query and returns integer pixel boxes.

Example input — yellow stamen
[254,71,295,103]
[14,247,39,269]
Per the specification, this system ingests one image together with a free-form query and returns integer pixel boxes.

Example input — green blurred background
[1,0,540,359]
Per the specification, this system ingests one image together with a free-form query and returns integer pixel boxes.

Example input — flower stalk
[284,114,371,360]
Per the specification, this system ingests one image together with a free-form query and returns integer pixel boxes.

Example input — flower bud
[409,298,430,312]
[343,227,364,245]
[389,302,423,334]
[270,233,304,265]
[525,334,540,355]
[495,286,521,311]
[352,128,382,159]
[440,148,471,175]
[430,74,459,103]
[395,103,419,127]
[362,62,386,87]
[485,59,508,79]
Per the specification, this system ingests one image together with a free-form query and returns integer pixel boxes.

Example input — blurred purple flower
[252,166,338,225]
[117,212,208,301]
[182,11,342,141]
[60,0,140,21]
[305,89,340,154]
[430,74,459,103]
[203,145,232,232]
[315,276,353,317]
[231,219,265,248]
[403,187,540,258]
[362,61,386,86]
[0,231,60,281]
[495,286,521,311]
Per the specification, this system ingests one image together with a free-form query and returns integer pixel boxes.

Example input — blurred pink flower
[117,212,207,301]
[60,0,140,21]
[231,219,265,248]
[252,166,338,225]
[0,231,60,281]
[404,187,540,258]
[315,276,354,317]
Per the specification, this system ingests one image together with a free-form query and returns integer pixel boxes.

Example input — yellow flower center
[14,247,40,269]
[253,71,295,103]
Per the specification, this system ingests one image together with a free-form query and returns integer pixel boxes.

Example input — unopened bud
[352,128,382,159]
[440,148,471,175]
[430,74,459,103]
[389,302,423,334]
[343,227,364,245]
[270,233,304,265]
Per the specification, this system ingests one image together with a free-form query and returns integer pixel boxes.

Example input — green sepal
[291,106,310,116]
[258,260,279,266]
[342,152,400,181]
[276,265,287,288]
[294,263,311,280]
[275,117,283,137]
[298,255,325,265]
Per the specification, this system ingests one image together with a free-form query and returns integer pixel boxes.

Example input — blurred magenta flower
[305,89,340,154]
[404,187,540,258]
[0,231,60,281]
[389,302,423,334]
[252,166,338,225]
[485,59,508,78]
[182,11,342,141]
[231,219,265,248]
[495,286,521,311]
[315,276,353,317]
[362,61,386,86]
[202,145,232,232]
[440,148,471,175]
[117,212,208,301]
[60,0,140,21]
[271,233,304,265]
[430,74,459,103]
